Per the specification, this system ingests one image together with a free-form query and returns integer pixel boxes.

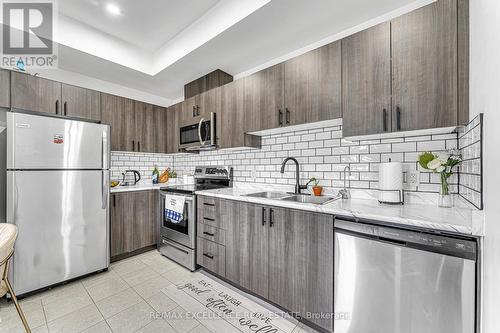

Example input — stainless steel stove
[158,166,232,271]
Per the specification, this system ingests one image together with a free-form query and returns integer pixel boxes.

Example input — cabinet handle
[383,109,388,132]
[203,203,215,207]
[269,208,274,227]
[55,100,59,114]
[132,140,135,151]
[278,109,283,126]
[203,253,214,259]
[396,107,402,131]
[203,231,215,237]
[113,195,116,207]
[285,108,290,125]
[138,141,141,152]
[192,106,196,117]
[196,106,200,116]
[262,207,267,226]
[63,101,67,116]
[203,217,215,222]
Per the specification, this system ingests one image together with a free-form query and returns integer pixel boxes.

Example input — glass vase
[439,172,453,208]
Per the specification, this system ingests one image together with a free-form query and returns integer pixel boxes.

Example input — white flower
[427,158,443,170]
[436,166,445,172]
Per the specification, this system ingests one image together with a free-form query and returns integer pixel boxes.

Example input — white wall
[469,0,500,331]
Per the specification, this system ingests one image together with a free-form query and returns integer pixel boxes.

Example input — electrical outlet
[406,170,420,188]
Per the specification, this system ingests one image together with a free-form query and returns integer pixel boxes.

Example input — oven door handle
[198,117,206,146]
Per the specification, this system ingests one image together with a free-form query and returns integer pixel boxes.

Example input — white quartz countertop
[195,186,485,236]
[110,180,185,193]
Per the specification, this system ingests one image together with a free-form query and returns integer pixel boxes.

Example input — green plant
[418,149,461,195]
[309,177,320,187]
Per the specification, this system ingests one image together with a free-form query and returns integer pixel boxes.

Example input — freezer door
[7,112,109,170]
[7,170,109,295]
[334,231,476,333]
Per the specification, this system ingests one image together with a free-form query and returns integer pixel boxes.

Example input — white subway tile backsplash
[111,120,482,203]
[417,140,446,151]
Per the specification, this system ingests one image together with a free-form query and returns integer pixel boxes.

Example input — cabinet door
[268,208,334,331]
[166,103,179,153]
[11,72,61,114]
[219,80,245,149]
[0,69,10,108]
[284,41,342,125]
[101,93,135,151]
[244,64,284,131]
[225,201,269,298]
[153,105,168,153]
[110,193,134,258]
[392,0,458,131]
[342,23,392,137]
[134,101,155,153]
[61,84,101,121]
[178,96,198,126]
[132,191,157,250]
[198,87,221,119]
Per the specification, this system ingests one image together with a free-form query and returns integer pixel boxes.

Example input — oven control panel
[194,166,232,179]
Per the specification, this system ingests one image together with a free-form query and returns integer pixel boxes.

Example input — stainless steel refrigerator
[3,111,110,296]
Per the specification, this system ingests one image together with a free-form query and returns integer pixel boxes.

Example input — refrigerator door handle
[102,171,108,210]
[102,127,109,170]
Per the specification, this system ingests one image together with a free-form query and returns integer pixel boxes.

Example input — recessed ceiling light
[106,3,122,16]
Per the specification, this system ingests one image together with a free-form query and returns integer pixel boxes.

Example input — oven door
[160,192,196,249]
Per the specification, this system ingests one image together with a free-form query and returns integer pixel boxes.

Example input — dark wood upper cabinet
[134,101,155,153]
[244,64,284,132]
[166,103,180,153]
[184,69,233,99]
[457,0,469,126]
[198,87,221,118]
[153,105,168,154]
[391,0,458,131]
[61,84,101,121]
[268,208,334,332]
[284,41,342,125]
[178,96,198,126]
[11,72,61,114]
[0,69,10,108]
[342,22,392,137]
[101,93,135,152]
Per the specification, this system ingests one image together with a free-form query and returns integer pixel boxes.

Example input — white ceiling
[34,0,432,104]
[59,0,221,51]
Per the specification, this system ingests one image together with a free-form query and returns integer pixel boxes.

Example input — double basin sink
[244,191,339,205]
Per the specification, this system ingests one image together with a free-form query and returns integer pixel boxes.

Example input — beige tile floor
[0,250,319,333]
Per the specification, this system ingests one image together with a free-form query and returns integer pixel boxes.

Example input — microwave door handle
[198,118,206,146]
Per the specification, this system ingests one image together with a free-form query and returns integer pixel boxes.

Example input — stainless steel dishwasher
[334,218,478,333]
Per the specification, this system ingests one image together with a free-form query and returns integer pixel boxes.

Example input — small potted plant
[418,149,461,208]
[309,177,323,196]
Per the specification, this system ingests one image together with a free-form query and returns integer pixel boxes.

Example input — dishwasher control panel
[335,218,477,260]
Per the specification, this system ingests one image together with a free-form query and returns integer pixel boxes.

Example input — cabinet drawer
[197,223,225,245]
[196,237,225,276]
[198,197,220,227]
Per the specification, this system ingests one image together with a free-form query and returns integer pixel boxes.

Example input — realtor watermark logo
[1,0,58,70]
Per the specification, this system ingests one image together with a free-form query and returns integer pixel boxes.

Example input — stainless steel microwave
[179,112,216,151]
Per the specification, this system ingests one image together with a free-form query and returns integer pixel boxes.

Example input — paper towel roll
[378,162,403,204]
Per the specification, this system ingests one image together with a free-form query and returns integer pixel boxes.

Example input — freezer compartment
[7,112,109,170]
[7,170,109,295]
[333,228,476,333]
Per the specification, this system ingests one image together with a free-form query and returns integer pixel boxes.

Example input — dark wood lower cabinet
[268,208,334,331]
[198,196,334,332]
[225,202,269,298]
[111,190,158,260]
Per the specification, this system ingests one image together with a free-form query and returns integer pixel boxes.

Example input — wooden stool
[0,224,31,333]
